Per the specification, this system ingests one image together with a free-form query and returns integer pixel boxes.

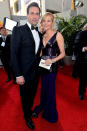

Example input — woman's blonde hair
[40,12,54,33]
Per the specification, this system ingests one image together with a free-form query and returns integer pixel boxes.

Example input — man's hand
[84,46,87,51]
[16,76,25,85]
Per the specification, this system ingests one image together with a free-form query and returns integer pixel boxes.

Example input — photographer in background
[73,24,87,100]
[0,27,15,83]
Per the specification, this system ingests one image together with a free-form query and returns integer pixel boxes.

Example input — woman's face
[42,16,53,31]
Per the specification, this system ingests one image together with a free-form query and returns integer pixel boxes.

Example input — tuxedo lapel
[24,24,41,54]
[25,24,35,44]
[36,32,42,55]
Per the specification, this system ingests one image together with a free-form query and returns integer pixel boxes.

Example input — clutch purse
[39,59,52,70]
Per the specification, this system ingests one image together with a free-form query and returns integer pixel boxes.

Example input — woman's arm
[51,32,65,63]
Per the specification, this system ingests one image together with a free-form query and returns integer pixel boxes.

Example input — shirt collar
[27,22,32,30]
[27,22,38,30]
[1,35,7,40]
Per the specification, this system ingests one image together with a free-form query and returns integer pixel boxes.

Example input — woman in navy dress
[34,12,65,123]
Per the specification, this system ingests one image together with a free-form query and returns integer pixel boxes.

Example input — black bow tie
[31,25,38,31]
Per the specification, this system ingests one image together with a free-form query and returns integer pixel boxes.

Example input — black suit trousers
[20,72,40,119]
[79,60,87,95]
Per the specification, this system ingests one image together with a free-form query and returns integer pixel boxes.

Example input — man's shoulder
[83,30,87,34]
[75,31,82,39]
[13,24,27,30]
[12,24,28,35]
[0,36,2,41]
[80,30,87,38]
[6,34,11,40]
[18,24,27,28]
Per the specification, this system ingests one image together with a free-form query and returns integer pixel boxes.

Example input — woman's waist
[41,55,56,60]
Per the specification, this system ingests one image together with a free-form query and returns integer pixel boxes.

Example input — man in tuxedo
[75,24,87,100]
[11,2,41,130]
[0,27,13,82]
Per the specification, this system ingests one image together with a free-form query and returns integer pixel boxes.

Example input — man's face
[1,28,7,37]
[27,6,40,27]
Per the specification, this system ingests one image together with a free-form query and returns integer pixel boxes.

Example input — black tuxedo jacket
[0,34,11,58]
[75,30,87,62]
[11,24,42,81]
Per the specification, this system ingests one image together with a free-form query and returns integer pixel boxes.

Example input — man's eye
[30,12,34,15]
[36,13,39,16]
[29,12,39,15]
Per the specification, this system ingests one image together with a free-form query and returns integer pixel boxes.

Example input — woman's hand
[45,59,52,65]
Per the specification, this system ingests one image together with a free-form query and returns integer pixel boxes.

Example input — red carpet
[0,66,87,131]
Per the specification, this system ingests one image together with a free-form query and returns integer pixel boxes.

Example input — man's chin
[33,24,37,26]
[32,22,38,26]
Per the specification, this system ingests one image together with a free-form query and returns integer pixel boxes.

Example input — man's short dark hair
[0,27,6,30]
[27,2,40,14]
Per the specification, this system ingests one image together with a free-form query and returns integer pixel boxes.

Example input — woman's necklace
[43,33,49,46]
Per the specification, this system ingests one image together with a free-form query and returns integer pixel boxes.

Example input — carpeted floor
[0,65,87,131]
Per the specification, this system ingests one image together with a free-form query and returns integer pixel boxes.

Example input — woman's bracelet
[51,59,53,64]
[51,59,55,64]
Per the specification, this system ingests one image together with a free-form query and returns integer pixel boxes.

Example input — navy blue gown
[34,32,60,123]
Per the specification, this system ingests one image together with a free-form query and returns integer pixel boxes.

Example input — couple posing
[11,2,65,130]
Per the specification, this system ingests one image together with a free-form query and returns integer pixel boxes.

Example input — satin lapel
[38,31,42,47]
[37,31,42,54]
[25,24,35,44]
